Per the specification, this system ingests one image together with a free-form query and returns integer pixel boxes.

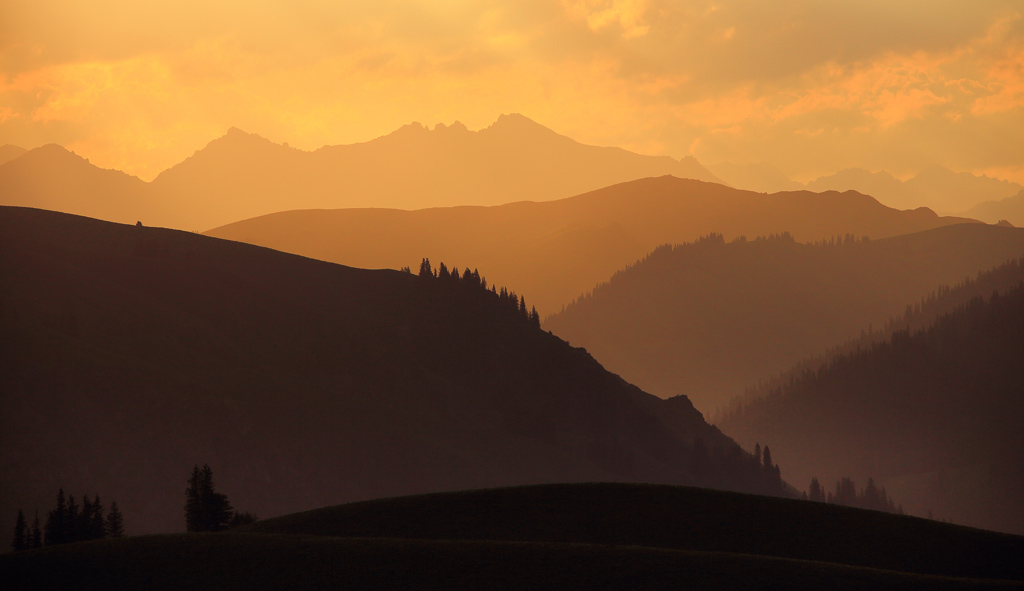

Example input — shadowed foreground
[4,483,1021,590]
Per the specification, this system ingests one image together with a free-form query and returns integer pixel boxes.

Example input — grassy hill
[1,206,764,539]
[3,483,1021,590]
[544,224,1024,412]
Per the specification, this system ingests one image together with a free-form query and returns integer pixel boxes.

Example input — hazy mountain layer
[805,167,1022,213]
[0,145,27,167]
[207,176,973,315]
[707,161,804,193]
[711,164,1022,214]
[1,206,761,538]
[0,115,722,231]
[543,224,1024,413]
[0,145,156,226]
[717,285,1024,535]
[960,190,1024,227]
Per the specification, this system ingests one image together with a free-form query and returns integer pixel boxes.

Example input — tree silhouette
[30,512,41,548]
[185,464,234,532]
[106,501,125,537]
[11,509,26,552]
[418,257,433,278]
[43,488,67,546]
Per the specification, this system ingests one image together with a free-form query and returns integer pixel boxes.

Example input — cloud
[0,0,1021,183]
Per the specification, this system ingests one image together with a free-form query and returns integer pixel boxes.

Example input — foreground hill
[207,176,974,314]
[544,224,1024,412]
[0,206,771,538]
[0,115,722,231]
[717,283,1024,535]
[4,484,1021,590]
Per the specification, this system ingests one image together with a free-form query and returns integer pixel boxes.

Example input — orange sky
[1,0,1022,183]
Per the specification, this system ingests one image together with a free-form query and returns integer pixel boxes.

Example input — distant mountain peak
[434,120,469,133]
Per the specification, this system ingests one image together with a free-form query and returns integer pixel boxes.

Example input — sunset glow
[2,0,1022,182]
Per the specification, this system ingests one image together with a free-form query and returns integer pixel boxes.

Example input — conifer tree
[12,509,26,552]
[66,495,79,542]
[106,501,125,538]
[185,464,234,532]
[30,512,42,549]
[44,488,67,546]
[88,495,106,539]
[418,258,432,278]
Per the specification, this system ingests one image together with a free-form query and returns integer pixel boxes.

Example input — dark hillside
[246,482,1024,581]
[7,534,1018,591]
[718,284,1024,534]
[0,206,757,538]
[3,483,1021,590]
[544,224,1024,412]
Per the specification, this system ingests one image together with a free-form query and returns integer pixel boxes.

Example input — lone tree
[185,464,234,532]
[106,501,125,537]
[11,510,26,552]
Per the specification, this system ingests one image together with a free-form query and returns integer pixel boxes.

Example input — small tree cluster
[805,476,903,514]
[185,464,235,532]
[417,258,541,328]
[13,489,124,551]
[688,438,787,496]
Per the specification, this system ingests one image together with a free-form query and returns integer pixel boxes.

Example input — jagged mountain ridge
[0,115,723,231]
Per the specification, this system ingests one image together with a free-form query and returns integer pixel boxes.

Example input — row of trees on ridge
[12,489,124,551]
[416,258,541,327]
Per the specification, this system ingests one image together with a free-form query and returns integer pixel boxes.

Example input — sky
[1,0,1022,183]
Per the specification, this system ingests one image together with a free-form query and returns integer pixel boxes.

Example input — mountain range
[0,206,781,539]
[710,163,1022,215]
[543,224,1024,413]
[206,176,975,315]
[3,115,1020,233]
[0,115,722,231]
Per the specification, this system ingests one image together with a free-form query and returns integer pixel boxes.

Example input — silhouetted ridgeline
[207,176,975,315]
[0,206,785,539]
[0,115,722,231]
[544,224,1024,413]
[718,284,1024,535]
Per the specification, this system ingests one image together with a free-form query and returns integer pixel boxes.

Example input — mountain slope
[0,145,27,166]
[0,206,768,539]
[206,176,975,314]
[543,224,1024,413]
[961,190,1024,227]
[716,285,1024,535]
[0,145,156,225]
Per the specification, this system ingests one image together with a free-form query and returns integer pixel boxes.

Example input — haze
[2,0,1023,185]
